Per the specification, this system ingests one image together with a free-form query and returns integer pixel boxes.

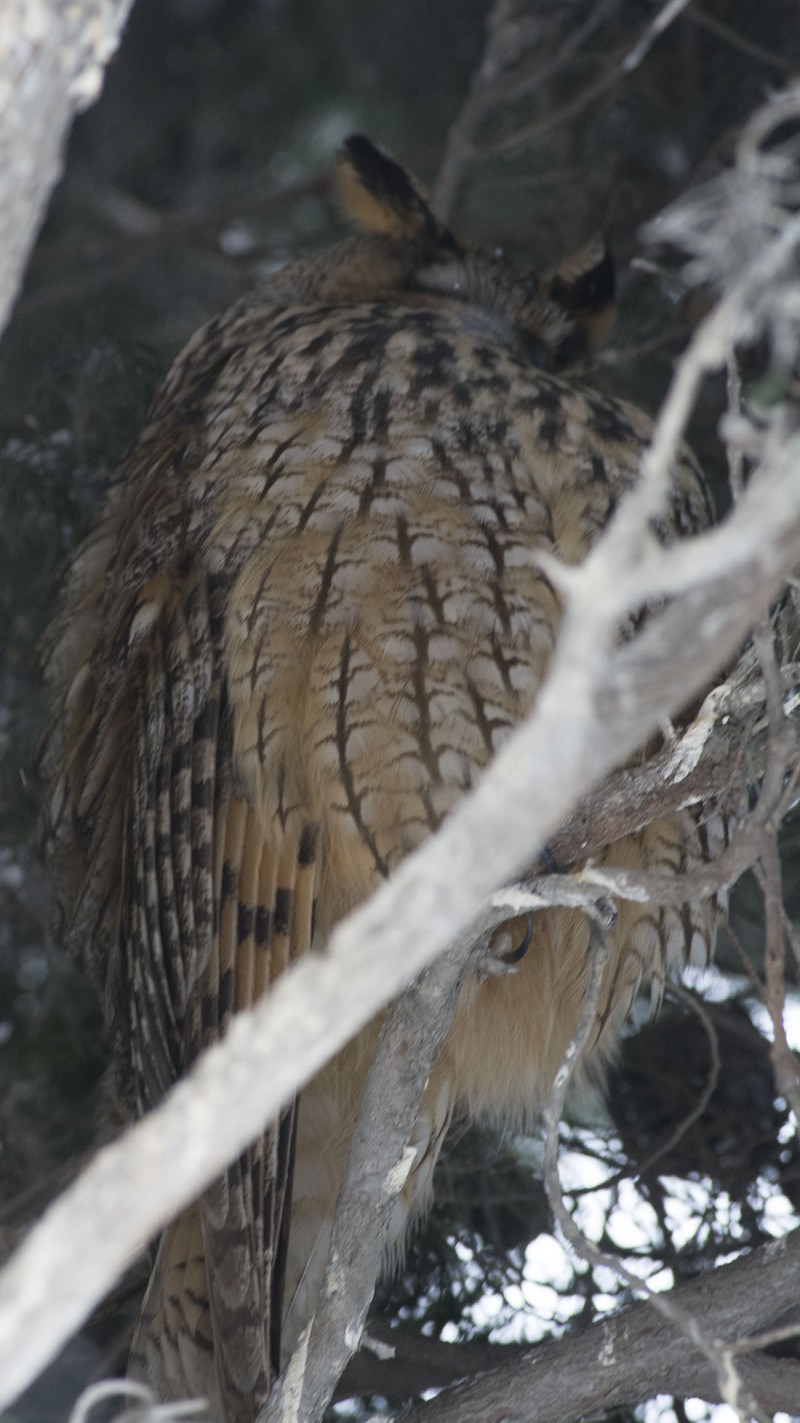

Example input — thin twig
[726,349,746,500]
[476,56,627,160]
[69,1379,208,1423]
[623,0,694,74]
[690,7,798,77]
[432,0,613,219]
[760,833,800,1122]
[731,1319,800,1356]
[432,0,511,220]
[632,985,722,1181]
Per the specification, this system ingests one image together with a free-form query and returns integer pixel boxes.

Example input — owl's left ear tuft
[336,134,459,252]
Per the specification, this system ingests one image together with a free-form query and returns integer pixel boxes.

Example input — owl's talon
[477,914,534,979]
[500,913,533,965]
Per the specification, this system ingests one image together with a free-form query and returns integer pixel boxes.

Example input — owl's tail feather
[129,764,321,1420]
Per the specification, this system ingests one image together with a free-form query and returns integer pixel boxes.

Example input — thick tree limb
[0,0,135,335]
[338,1325,528,1400]
[389,1229,800,1423]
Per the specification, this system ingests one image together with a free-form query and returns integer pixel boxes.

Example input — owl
[40,136,716,1421]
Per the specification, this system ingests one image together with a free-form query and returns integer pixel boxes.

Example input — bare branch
[0,0,136,336]
[337,1323,528,1399]
[622,0,694,74]
[432,0,518,221]
[432,0,614,220]
[68,1380,208,1423]
[343,1324,800,1413]
[392,1230,800,1423]
[627,984,722,1182]
[761,834,800,1121]
[266,942,478,1423]
[2,647,790,1257]
[690,6,797,75]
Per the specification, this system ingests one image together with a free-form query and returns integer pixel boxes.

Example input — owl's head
[334,133,615,372]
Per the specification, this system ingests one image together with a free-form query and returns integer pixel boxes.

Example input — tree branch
[0,0,136,336]
[265,943,478,1423]
[391,1230,800,1423]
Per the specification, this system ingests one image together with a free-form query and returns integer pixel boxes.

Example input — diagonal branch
[390,1228,800,1423]
[0,0,136,337]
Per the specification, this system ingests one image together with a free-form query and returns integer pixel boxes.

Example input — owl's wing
[41,494,319,1414]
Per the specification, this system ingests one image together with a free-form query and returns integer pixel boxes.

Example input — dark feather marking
[274,887,292,937]
[237,903,255,945]
[308,526,343,636]
[298,821,319,865]
[270,1103,299,1374]
[336,635,389,877]
[465,676,499,757]
[412,625,440,782]
[422,567,445,623]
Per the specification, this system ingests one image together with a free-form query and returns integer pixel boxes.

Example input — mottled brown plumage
[41,136,716,1421]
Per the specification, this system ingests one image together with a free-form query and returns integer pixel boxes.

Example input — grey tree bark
[0,0,135,336]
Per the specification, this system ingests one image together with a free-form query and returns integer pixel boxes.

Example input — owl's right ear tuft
[544,238,616,353]
[336,135,459,252]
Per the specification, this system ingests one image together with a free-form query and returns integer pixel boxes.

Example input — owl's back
[40,137,716,1418]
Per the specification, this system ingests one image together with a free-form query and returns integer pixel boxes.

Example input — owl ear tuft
[544,238,616,352]
[336,134,459,251]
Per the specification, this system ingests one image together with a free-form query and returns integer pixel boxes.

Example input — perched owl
[40,137,716,1421]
